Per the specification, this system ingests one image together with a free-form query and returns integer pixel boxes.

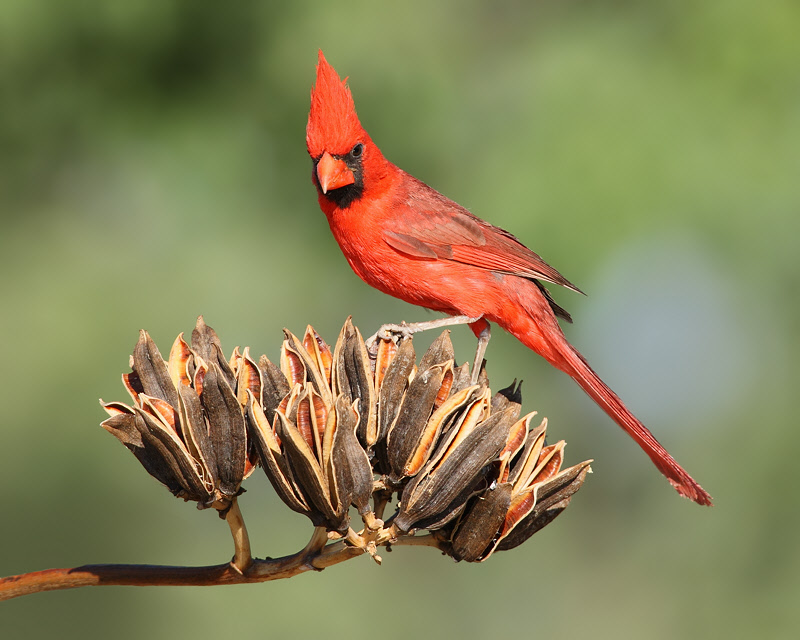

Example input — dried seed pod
[132,329,180,409]
[492,379,523,412]
[192,316,236,390]
[449,413,592,562]
[199,363,247,497]
[329,395,373,517]
[394,396,520,532]
[246,392,320,522]
[373,338,415,474]
[303,326,334,394]
[281,329,332,407]
[495,459,592,552]
[384,330,459,483]
[101,319,249,513]
[245,324,383,533]
[103,316,591,553]
[331,317,377,448]
[450,362,473,394]
[448,483,513,562]
[235,348,262,406]
[257,354,290,425]
[374,338,398,392]
[274,395,346,530]
[386,361,451,483]
[417,330,455,373]
[248,385,375,534]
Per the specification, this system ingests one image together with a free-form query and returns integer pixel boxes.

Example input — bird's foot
[365,322,414,360]
[365,316,481,360]
[375,321,416,342]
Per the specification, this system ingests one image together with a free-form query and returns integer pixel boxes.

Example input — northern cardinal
[305,51,711,506]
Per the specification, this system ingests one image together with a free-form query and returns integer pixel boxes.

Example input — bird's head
[306,51,386,208]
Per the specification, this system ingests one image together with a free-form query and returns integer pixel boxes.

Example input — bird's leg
[366,315,481,357]
[366,316,491,384]
[470,322,491,385]
[377,315,481,340]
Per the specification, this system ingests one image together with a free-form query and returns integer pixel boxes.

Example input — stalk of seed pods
[102,316,592,562]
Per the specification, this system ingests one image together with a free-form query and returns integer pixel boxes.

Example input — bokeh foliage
[1,1,798,638]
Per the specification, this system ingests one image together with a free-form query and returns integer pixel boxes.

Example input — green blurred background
[1,1,798,637]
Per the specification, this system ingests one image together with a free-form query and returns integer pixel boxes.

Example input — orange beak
[316,152,355,194]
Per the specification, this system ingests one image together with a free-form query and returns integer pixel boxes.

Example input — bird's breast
[326,209,498,318]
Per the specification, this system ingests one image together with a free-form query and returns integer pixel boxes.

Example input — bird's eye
[350,143,364,158]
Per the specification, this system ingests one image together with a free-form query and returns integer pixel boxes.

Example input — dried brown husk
[385,332,457,484]
[331,317,377,448]
[393,390,521,533]
[373,338,415,474]
[449,413,592,562]
[101,319,248,512]
[103,317,591,552]
[247,320,379,533]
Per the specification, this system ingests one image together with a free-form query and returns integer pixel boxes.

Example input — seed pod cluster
[101,317,591,559]
[101,317,251,514]
[247,322,375,534]
[447,413,593,562]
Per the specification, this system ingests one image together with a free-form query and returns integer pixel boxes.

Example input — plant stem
[225,498,252,574]
[390,533,448,551]
[0,526,360,602]
[0,525,460,601]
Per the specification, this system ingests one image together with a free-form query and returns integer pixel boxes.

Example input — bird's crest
[306,51,365,158]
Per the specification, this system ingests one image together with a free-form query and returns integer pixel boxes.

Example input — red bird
[305,51,711,506]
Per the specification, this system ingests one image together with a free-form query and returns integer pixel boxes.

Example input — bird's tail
[500,291,713,506]
[551,335,713,506]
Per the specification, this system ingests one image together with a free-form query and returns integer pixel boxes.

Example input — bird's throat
[321,182,364,209]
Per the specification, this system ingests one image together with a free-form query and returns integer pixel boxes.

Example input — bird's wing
[382,187,583,295]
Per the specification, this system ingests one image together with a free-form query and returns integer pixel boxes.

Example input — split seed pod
[384,331,456,483]
[101,316,592,558]
[332,318,377,448]
[393,386,522,532]
[449,413,593,562]
[100,317,249,513]
[247,320,375,533]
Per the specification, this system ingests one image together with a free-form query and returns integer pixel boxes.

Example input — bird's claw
[376,322,416,342]
[366,322,415,359]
